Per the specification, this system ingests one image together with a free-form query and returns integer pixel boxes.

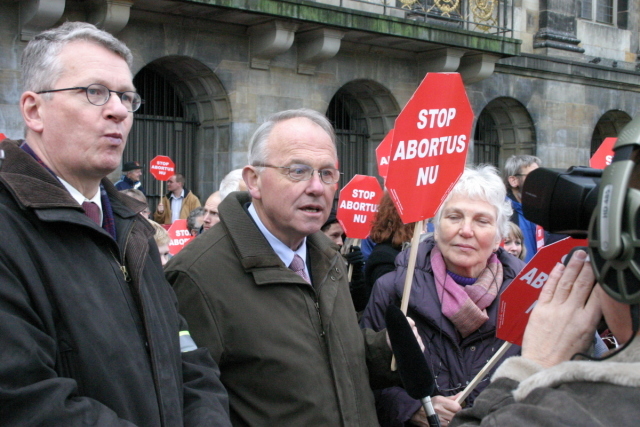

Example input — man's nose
[305,171,326,194]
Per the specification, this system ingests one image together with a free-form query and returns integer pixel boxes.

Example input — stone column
[534,0,584,57]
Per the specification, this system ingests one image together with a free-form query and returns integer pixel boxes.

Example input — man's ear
[243,166,261,200]
[21,91,44,134]
[507,175,519,189]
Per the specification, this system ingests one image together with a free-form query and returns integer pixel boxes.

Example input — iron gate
[124,67,200,211]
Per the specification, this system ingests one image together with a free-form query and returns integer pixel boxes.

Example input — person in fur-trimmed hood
[451,247,640,426]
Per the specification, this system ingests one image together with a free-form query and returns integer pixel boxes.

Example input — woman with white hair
[361,165,525,426]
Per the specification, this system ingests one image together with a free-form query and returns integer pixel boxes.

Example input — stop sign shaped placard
[150,155,175,181]
[386,73,473,224]
[376,129,394,179]
[496,237,588,346]
[337,175,383,239]
[168,219,194,256]
[590,137,616,169]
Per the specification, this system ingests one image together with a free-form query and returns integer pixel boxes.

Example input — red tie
[289,254,310,284]
[82,201,101,226]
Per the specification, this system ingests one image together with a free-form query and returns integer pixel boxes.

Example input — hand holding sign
[521,248,601,369]
[497,237,588,346]
[456,237,588,403]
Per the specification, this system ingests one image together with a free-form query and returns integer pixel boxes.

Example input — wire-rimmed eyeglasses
[36,83,143,112]
[255,163,342,184]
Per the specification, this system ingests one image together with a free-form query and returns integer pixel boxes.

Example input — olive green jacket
[166,192,398,426]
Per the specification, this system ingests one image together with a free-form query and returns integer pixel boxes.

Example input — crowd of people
[2,20,639,427]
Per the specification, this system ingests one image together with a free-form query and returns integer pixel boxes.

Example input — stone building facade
[1,0,639,202]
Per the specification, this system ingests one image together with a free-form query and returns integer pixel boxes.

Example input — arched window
[474,98,536,168]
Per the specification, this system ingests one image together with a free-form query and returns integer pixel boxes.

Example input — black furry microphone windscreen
[385,304,435,400]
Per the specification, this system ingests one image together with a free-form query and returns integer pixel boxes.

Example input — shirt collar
[170,189,185,200]
[58,177,103,222]
[247,203,307,268]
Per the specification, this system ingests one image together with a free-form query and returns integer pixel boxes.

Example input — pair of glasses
[37,83,143,112]
[255,163,342,184]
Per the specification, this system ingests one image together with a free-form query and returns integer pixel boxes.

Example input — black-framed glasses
[37,83,143,112]
[255,163,342,184]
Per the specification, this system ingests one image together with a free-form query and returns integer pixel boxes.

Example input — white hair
[219,169,244,200]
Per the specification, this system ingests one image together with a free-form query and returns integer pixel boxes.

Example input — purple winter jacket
[360,237,524,426]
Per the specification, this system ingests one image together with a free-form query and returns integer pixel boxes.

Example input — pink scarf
[430,245,503,338]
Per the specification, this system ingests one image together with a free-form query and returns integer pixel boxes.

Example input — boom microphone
[385,304,441,427]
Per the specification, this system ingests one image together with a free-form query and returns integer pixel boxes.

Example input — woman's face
[504,235,523,258]
[435,194,500,278]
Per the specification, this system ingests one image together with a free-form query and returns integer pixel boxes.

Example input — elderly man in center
[166,108,402,425]
[361,165,525,427]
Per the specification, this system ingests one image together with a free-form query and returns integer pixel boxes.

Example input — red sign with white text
[150,155,175,181]
[337,175,383,239]
[590,137,616,169]
[0,133,6,141]
[168,219,194,256]
[496,237,588,346]
[376,129,394,179]
[385,73,473,224]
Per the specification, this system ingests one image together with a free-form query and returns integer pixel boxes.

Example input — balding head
[202,191,222,230]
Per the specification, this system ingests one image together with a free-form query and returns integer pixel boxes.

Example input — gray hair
[187,207,206,233]
[119,188,147,205]
[503,155,541,188]
[434,164,513,243]
[22,21,133,93]
[219,169,244,200]
[247,108,337,166]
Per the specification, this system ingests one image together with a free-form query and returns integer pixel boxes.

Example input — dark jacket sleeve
[166,269,224,362]
[375,387,422,427]
[0,257,137,426]
[178,316,231,427]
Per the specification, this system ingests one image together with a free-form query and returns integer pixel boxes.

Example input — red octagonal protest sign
[337,175,383,239]
[150,155,175,181]
[376,129,394,179]
[386,73,473,224]
[496,237,588,346]
[590,137,616,169]
[168,219,194,256]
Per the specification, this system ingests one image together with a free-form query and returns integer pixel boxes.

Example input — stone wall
[2,0,640,194]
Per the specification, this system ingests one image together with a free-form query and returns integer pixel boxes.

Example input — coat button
[330,276,336,281]
[470,346,476,351]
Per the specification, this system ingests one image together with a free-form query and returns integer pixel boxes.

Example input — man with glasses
[0,22,230,425]
[503,155,542,262]
[166,109,401,425]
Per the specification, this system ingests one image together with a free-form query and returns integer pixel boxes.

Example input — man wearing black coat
[0,22,230,426]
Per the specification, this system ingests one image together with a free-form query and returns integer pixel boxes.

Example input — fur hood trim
[491,339,640,401]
